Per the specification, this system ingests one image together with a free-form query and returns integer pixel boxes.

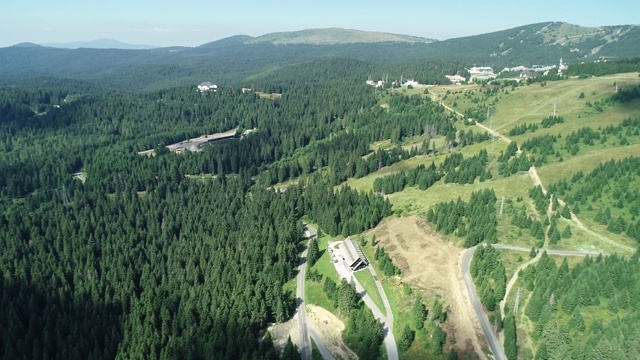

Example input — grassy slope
[295,72,639,359]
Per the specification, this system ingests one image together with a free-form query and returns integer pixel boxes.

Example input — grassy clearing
[389,172,533,216]
[497,249,528,281]
[345,139,505,193]
[137,149,156,157]
[434,73,640,134]
[305,234,343,312]
[353,268,386,317]
[256,91,282,99]
[535,144,640,186]
[553,216,636,256]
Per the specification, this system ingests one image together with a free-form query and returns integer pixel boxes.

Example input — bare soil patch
[268,316,300,353]
[268,305,356,359]
[307,305,358,359]
[368,215,485,359]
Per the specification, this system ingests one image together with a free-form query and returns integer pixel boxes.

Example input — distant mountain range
[41,39,157,50]
[1,22,638,91]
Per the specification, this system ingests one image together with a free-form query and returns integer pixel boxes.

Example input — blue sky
[1,0,639,47]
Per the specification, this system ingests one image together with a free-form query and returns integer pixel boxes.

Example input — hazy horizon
[2,0,639,48]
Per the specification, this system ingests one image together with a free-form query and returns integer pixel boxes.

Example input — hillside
[341,70,640,358]
[1,22,639,91]
[244,27,436,45]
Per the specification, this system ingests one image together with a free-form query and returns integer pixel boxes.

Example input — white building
[468,66,494,75]
[404,78,419,87]
[558,57,568,74]
[198,82,218,92]
[341,237,369,272]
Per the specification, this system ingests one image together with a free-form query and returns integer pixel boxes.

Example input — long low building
[341,237,369,271]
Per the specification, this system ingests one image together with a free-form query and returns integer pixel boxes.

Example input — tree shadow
[0,279,123,359]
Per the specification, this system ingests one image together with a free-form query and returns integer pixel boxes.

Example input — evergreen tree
[413,297,427,329]
[307,238,320,267]
[433,325,446,355]
[282,336,301,360]
[504,313,518,359]
[399,324,415,353]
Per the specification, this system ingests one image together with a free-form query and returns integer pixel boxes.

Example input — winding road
[439,99,621,359]
[461,246,506,360]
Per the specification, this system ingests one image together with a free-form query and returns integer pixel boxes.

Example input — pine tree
[399,324,415,353]
[307,238,320,267]
[562,225,572,239]
[282,336,301,360]
[568,307,586,332]
[413,297,427,329]
[433,325,446,355]
[504,313,518,359]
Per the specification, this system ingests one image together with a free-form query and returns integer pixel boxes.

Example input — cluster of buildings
[197,82,218,92]
[366,76,421,88]
[501,58,568,78]
[363,58,568,87]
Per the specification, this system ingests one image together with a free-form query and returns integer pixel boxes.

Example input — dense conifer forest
[0,64,418,358]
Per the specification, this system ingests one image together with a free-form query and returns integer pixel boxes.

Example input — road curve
[462,246,506,360]
[463,243,605,360]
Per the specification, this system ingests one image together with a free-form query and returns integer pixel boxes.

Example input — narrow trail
[437,97,635,358]
[442,99,628,253]
[499,250,542,319]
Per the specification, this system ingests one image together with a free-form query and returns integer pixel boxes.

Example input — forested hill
[2,22,639,91]
[0,66,402,358]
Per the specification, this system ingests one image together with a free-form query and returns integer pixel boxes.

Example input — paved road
[461,246,506,360]
[296,235,311,360]
[462,243,605,360]
[328,241,399,360]
[308,327,335,360]
[367,265,398,360]
[492,244,604,257]
[299,225,335,360]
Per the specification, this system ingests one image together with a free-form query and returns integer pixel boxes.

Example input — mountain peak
[11,42,44,48]
[243,27,437,45]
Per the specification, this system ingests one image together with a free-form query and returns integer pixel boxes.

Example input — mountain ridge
[2,22,639,91]
[243,27,436,45]
[41,38,157,50]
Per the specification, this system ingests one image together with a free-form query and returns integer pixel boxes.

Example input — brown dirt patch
[268,305,357,359]
[306,305,358,359]
[368,215,486,359]
[268,315,300,353]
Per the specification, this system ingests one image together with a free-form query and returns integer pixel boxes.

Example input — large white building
[341,237,369,271]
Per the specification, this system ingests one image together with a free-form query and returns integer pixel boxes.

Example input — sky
[1,0,639,47]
